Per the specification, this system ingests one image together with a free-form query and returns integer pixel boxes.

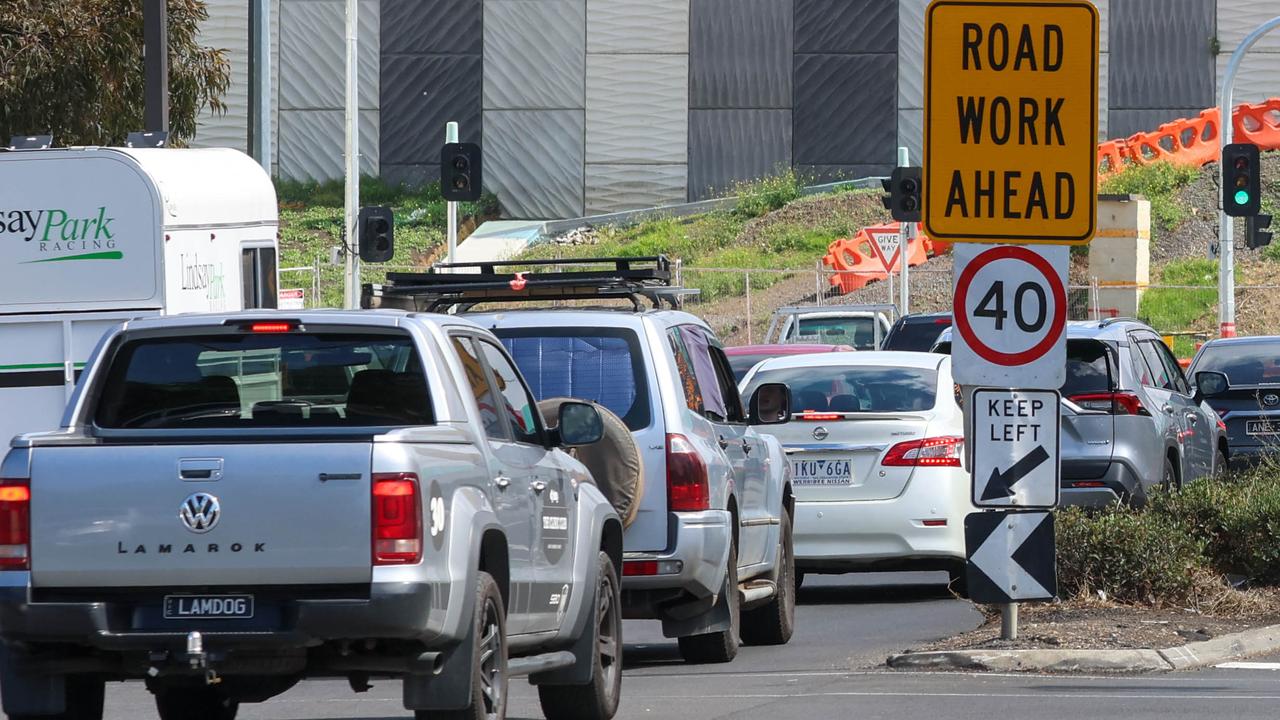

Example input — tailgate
[30,443,373,588]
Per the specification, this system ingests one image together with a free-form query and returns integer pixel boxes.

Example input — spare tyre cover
[538,398,644,528]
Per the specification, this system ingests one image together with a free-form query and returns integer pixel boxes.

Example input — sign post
[926,0,1099,641]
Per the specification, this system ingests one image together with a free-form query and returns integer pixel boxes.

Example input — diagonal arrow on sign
[981,445,1051,501]
[969,512,1055,602]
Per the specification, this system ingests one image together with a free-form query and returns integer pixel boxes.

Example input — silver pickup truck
[0,311,624,720]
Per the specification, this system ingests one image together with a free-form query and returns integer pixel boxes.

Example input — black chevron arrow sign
[964,511,1056,605]
[981,445,1051,501]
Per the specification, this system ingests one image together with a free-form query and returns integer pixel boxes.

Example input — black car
[882,312,952,352]
[1189,336,1280,467]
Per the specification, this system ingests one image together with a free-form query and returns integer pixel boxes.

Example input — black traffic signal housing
[1223,143,1262,217]
[880,167,922,222]
[1247,214,1273,250]
[441,142,483,202]
[358,206,394,263]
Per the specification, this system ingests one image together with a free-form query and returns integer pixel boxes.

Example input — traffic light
[1223,143,1261,217]
[441,142,482,202]
[880,167,922,222]
[1247,214,1273,250]
[358,206,394,263]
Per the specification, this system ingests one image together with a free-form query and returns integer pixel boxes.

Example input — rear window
[95,332,432,429]
[884,319,951,352]
[794,317,879,350]
[727,354,771,382]
[1193,342,1280,386]
[1062,340,1113,396]
[495,328,651,431]
[745,365,938,413]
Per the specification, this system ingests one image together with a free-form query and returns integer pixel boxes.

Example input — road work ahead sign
[924,1,1099,245]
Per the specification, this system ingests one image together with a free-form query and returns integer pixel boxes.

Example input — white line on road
[1215,662,1280,670]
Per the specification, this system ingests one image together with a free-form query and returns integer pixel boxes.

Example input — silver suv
[935,318,1227,505]
[367,257,797,664]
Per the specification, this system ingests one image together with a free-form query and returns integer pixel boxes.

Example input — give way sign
[952,244,1068,388]
[867,226,903,272]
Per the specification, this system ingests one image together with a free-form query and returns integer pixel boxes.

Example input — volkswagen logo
[1264,394,1279,408]
[180,493,221,534]
[812,426,829,441]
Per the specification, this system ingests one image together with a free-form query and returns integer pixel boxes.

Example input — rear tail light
[667,434,710,511]
[623,559,683,577]
[249,322,294,333]
[372,473,422,565]
[1068,392,1150,416]
[797,412,842,421]
[0,480,30,571]
[1218,418,1228,432]
[882,436,964,467]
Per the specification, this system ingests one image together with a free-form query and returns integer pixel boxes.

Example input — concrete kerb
[886,623,1280,674]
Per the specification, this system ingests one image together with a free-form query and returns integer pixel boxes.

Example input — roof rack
[362,255,699,313]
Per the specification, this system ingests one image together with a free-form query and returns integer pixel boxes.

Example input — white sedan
[740,351,973,592]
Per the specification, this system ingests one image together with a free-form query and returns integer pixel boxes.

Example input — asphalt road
[95,573,1280,720]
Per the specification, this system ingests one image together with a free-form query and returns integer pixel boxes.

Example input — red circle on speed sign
[953,246,1067,366]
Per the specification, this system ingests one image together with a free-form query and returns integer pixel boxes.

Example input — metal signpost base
[1002,603,1018,641]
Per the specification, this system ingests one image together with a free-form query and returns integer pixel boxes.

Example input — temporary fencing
[1097,97,1280,179]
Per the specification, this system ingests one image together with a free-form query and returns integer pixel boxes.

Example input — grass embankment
[1138,258,1220,357]
[521,172,889,302]
[275,177,497,307]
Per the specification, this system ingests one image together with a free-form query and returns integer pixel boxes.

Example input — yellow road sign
[924,0,1099,245]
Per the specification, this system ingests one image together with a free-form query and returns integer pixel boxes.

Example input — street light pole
[342,0,360,309]
[143,0,169,132]
[1218,16,1280,338]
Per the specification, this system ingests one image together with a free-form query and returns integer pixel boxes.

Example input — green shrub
[1099,161,1201,232]
[1152,469,1280,585]
[734,170,805,218]
[1056,504,1208,606]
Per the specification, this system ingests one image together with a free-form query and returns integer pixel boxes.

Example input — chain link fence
[279,258,1254,356]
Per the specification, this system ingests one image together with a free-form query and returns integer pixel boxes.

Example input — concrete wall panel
[689,0,792,109]
[484,110,585,218]
[279,109,378,181]
[688,109,791,200]
[586,54,688,164]
[794,53,896,165]
[586,164,688,214]
[1109,0,1214,109]
[279,0,379,110]
[382,0,482,55]
[795,0,896,54]
[484,0,585,109]
[588,0,689,54]
[381,54,482,165]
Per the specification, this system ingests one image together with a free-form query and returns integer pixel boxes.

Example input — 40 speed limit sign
[952,244,1068,388]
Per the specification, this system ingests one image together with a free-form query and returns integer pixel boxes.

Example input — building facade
[194,0,1280,219]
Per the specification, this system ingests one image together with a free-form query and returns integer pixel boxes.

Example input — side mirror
[1195,370,1229,399]
[749,383,792,425]
[557,401,604,447]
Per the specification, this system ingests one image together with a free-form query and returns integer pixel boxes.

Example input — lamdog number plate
[164,595,254,620]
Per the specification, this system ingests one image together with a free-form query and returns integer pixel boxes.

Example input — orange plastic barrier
[822,224,938,295]
[1235,99,1280,150]
[1097,97,1280,180]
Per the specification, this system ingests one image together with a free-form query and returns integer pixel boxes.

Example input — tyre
[1215,448,1229,477]
[422,571,507,720]
[677,543,740,664]
[9,675,105,720]
[155,686,237,720]
[741,512,796,646]
[1161,456,1179,491]
[794,569,805,594]
[538,552,623,720]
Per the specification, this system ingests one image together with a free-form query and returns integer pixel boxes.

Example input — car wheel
[538,552,622,720]
[155,686,237,720]
[677,542,740,664]
[425,571,507,720]
[1215,448,1229,477]
[1161,456,1180,492]
[741,512,796,646]
[794,569,805,594]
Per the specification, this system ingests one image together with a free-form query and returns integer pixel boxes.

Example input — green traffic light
[1235,189,1251,206]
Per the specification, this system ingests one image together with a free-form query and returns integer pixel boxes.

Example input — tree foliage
[0,0,230,146]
